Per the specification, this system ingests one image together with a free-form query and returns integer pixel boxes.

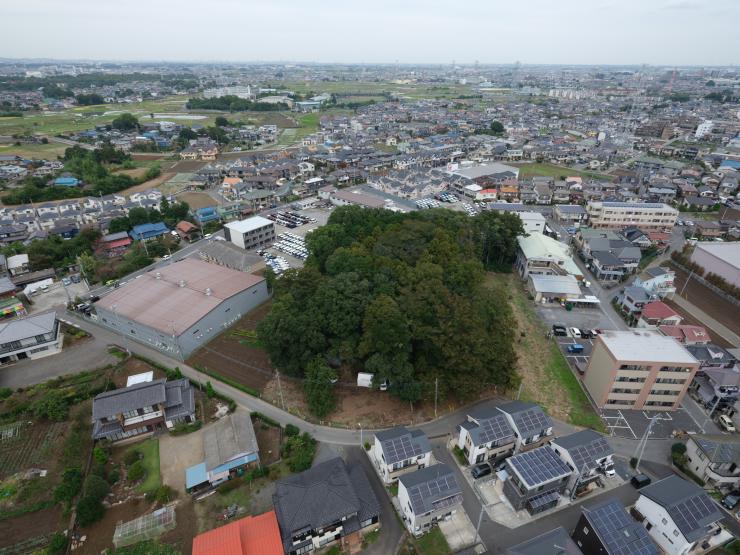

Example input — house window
[661,518,668,525]
[583,527,589,535]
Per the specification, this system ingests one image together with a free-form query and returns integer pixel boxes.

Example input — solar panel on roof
[528,490,559,509]
[669,493,719,538]
[569,437,611,472]
[509,447,571,487]
[587,500,659,555]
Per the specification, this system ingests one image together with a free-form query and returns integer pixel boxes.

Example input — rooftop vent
[179,280,186,288]
[205,287,212,296]
[155,272,161,279]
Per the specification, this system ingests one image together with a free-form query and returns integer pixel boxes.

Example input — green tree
[84,474,110,501]
[706,80,715,87]
[111,113,139,131]
[76,495,105,526]
[490,120,505,134]
[53,467,83,505]
[214,116,230,127]
[304,357,337,418]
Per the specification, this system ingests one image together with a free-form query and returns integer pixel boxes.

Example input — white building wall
[634,496,691,555]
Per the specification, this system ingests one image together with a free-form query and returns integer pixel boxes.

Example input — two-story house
[398,464,463,536]
[572,498,659,555]
[549,430,614,497]
[273,457,380,555]
[91,378,195,441]
[689,365,740,414]
[685,435,740,492]
[637,301,683,328]
[497,401,554,450]
[502,445,572,514]
[0,311,62,365]
[633,267,677,298]
[633,475,730,555]
[372,426,431,484]
[456,406,516,465]
[618,286,654,318]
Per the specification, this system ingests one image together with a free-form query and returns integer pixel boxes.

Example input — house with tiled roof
[637,301,683,328]
[192,510,283,555]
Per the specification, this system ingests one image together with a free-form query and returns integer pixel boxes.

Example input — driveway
[159,427,205,492]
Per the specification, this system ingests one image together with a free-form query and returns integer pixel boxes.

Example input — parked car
[631,474,651,489]
[471,462,492,480]
[581,330,594,339]
[552,324,568,337]
[62,277,72,286]
[567,344,585,354]
[718,415,736,433]
[570,327,582,338]
[70,274,81,283]
[721,491,740,510]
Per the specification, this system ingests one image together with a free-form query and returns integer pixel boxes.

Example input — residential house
[175,220,202,242]
[91,378,195,441]
[633,475,729,555]
[372,426,432,484]
[192,510,283,555]
[685,343,737,371]
[497,401,554,450]
[618,286,654,318]
[658,325,711,345]
[186,411,260,493]
[549,430,614,497]
[6,254,30,276]
[685,435,740,491]
[507,527,582,555]
[129,222,169,241]
[689,365,740,414]
[695,221,723,239]
[515,232,583,281]
[194,206,221,226]
[456,406,516,465]
[97,231,133,258]
[398,464,463,536]
[554,204,588,226]
[633,267,676,298]
[272,457,380,555]
[637,301,683,328]
[572,498,659,555]
[502,446,572,513]
[0,311,62,365]
[0,224,29,245]
[681,196,717,211]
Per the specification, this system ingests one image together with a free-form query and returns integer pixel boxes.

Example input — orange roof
[193,510,283,555]
[223,177,242,185]
[500,186,518,194]
[641,301,680,321]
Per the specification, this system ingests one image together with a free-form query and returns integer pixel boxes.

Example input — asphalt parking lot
[600,407,702,440]
[536,304,613,332]
[264,206,331,270]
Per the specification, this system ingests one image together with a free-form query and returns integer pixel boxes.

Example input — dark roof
[506,446,572,488]
[374,426,430,465]
[593,250,624,267]
[466,407,515,446]
[583,498,659,555]
[551,430,613,473]
[273,457,378,547]
[92,379,167,420]
[507,526,582,555]
[692,435,740,464]
[398,463,462,516]
[497,401,552,438]
[639,475,723,542]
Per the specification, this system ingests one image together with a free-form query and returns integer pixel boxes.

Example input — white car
[718,415,736,433]
[570,327,582,338]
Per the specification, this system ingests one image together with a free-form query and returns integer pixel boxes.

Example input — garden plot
[0,421,67,479]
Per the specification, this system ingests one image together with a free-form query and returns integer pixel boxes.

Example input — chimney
[179,280,186,288]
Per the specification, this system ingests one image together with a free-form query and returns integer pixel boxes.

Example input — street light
[358,422,363,447]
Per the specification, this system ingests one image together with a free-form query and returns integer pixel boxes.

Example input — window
[661,518,668,525]
[583,527,589,535]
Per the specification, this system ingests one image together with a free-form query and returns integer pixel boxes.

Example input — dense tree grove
[257,206,524,406]
[186,95,289,112]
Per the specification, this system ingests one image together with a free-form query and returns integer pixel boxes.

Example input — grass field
[513,162,613,181]
[409,527,451,555]
[487,273,605,431]
[128,438,161,494]
[0,141,68,159]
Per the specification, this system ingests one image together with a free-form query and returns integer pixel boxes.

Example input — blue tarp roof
[54,177,79,186]
[185,462,208,490]
[130,222,168,239]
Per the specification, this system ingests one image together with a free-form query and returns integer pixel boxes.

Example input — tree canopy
[111,113,139,131]
[257,206,523,405]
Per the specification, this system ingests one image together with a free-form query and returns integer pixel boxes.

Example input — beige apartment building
[586,201,678,231]
[583,330,699,410]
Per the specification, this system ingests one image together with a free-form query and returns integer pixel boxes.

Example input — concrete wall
[94,281,269,359]
[691,245,740,287]
[583,338,618,407]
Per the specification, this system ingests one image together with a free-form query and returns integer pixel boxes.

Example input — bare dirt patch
[119,171,176,194]
[187,302,275,393]
[169,160,207,172]
[177,192,218,209]
[0,505,62,549]
[252,417,282,466]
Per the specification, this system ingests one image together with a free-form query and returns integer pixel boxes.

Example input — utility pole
[700,395,722,432]
[474,505,485,546]
[679,269,693,298]
[358,422,363,446]
[275,370,285,410]
[633,415,657,473]
[516,382,524,400]
[434,377,438,419]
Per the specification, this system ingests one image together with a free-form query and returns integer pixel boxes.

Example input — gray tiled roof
[92,379,167,420]
[0,311,56,345]
[507,526,582,555]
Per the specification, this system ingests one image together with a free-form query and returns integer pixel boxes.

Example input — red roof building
[658,325,711,345]
[192,510,283,555]
[639,301,683,327]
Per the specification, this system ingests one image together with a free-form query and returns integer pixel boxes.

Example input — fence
[670,260,740,309]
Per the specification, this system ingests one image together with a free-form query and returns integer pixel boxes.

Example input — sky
[2,0,739,66]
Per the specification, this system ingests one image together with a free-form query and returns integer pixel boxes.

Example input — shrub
[124,449,142,466]
[32,390,69,421]
[155,485,176,504]
[364,441,371,451]
[284,432,317,473]
[671,442,687,455]
[285,423,300,437]
[108,469,120,485]
[452,446,468,466]
[0,387,12,400]
[205,381,215,399]
[127,460,146,482]
[53,467,83,505]
[630,457,637,469]
[84,474,110,501]
[93,446,109,466]
[251,411,281,428]
[48,532,68,554]
[76,495,105,527]
[217,477,244,494]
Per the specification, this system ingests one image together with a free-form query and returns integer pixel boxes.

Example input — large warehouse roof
[95,259,264,335]
[694,241,740,270]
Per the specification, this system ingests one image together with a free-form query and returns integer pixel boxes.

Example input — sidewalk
[669,294,740,348]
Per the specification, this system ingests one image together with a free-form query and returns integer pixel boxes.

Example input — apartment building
[224,216,276,250]
[586,201,678,232]
[582,330,699,410]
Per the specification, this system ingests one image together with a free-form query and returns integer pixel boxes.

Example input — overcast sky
[3,0,738,66]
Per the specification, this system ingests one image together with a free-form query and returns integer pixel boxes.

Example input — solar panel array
[478,414,515,444]
[528,490,559,509]
[512,407,552,437]
[587,500,659,555]
[382,434,423,464]
[668,493,720,539]
[431,493,464,512]
[568,436,612,472]
[509,447,572,487]
[696,438,740,464]
[408,472,460,514]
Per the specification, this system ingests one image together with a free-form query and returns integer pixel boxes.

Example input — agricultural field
[0,421,68,479]
[0,140,69,159]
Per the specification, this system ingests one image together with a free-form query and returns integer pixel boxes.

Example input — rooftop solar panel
[508,446,572,488]
[586,499,659,555]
